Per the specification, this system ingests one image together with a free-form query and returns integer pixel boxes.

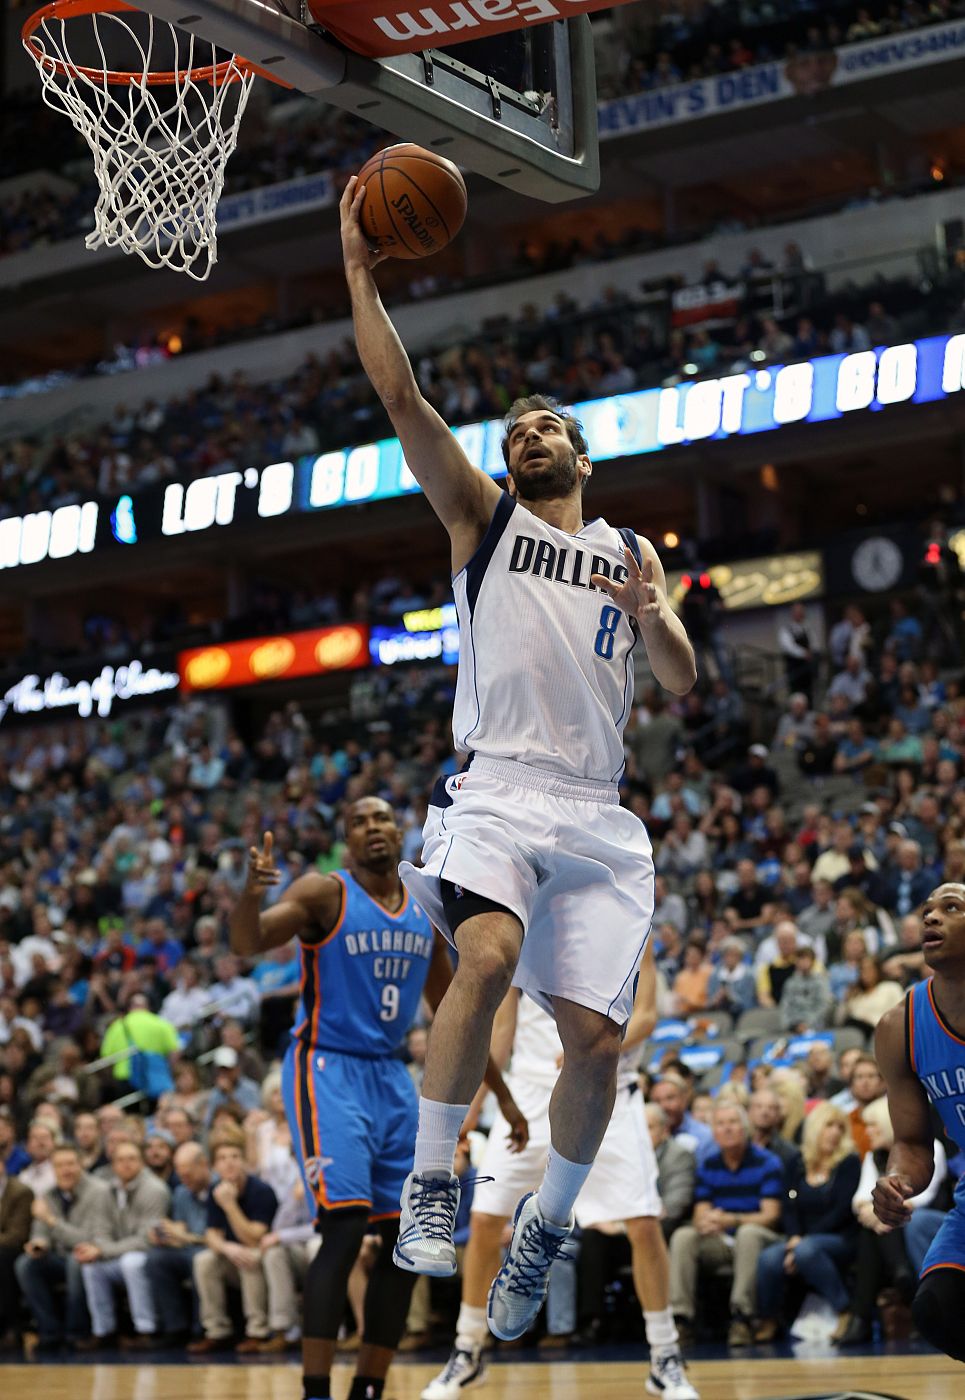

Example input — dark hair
[500,394,589,467]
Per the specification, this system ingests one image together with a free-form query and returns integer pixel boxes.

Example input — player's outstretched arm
[340,177,501,567]
[592,536,696,695]
[872,1002,935,1227]
[229,833,341,956]
[621,942,658,1053]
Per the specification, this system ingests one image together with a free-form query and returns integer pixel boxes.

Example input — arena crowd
[0,574,962,1355]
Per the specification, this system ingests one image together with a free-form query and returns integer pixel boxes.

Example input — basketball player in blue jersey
[873,883,965,1365]
[229,797,528,1400]
[341,178,697,1346]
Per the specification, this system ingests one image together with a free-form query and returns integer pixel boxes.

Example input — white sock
[412,1097,468,1178]
[536,1147,591,1226]
[455,1302,487,1352]
[644,1307,679,1353]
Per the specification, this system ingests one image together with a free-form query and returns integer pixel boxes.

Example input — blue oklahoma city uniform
[282,870,434,1217]
[907,977,965,1275]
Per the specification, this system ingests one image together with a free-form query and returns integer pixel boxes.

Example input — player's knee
[626,1216,662,1250]
[912,1271,965,1360]
[456,937,517,1003]
[560,1015,622,1080]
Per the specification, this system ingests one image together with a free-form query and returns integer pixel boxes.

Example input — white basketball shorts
[399,756,655,1025]
[472,1075,661,1226]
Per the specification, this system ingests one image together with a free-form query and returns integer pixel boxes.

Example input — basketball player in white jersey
[341,178,696,1342]
[423,948,699,1400]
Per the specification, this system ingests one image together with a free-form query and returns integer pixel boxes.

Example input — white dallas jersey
[451,495,640,784]
[509,994,639,1093]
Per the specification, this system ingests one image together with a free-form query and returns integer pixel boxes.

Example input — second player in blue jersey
[230,797,526,1400]
[873,882,965,1367]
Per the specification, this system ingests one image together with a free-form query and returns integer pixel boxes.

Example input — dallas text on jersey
[508,535,631,591]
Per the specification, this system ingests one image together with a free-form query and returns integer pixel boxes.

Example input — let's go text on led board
[1,335,963,571]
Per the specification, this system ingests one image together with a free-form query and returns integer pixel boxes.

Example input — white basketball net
[24,4,257,280]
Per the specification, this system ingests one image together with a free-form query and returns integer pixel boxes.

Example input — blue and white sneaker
[420,1344,486,1398]
[486,1192,574,1341]
[393,1171,461,1277]
[646,1347,700,1399]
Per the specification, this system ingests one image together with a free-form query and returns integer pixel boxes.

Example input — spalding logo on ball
[357,143,468,260]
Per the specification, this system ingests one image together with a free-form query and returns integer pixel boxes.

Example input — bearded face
[505,411,586,502]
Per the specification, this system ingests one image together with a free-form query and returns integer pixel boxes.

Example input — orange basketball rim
[22,0,287,86]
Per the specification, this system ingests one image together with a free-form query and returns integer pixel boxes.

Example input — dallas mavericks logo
[304,1155,334,1187]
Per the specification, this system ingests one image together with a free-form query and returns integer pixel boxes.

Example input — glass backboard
[125,0,599,200]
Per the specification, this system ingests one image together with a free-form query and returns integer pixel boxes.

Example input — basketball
[356,143,468,260]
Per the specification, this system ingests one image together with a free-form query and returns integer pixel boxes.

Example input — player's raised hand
[591,547,662,630]
[339,175,388,274]
[246,831,280,899]
[872,1171,915,1229]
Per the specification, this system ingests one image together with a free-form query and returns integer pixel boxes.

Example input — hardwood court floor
[0,1355,959,1400]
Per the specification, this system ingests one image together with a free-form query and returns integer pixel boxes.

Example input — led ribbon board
[2,335,963,573]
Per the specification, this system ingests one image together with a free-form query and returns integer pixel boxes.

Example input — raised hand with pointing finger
[245,831,280,899]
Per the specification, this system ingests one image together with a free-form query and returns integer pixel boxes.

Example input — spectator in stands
[136,919,184,975]
[219,1020,266,1085]
[204,1047,262,1129]
[795,878,836,953]
[880,912,926,987]
[773,692,814,751]
[836,955,903,1034]
[803,1042,844,1102]
[844,1056,885,1157]
[76,1138,169,1349]
[653,875,688,935]
[777,605,816,701]
[758,317,793,361]
[864,301,899,346]
[779,944,832,1033]
[145,1141,212,1344]
[100,993,179,1100]
[669,1102,783,1348]
[830,313,871,354]
[828,929,869,1000]
[757,923,803,1009]
[245,1073,298,1199]
[886,598,923,663]
[754,1103,861,1343]
[144,1130,176,1186]
[0,1106,29,1175]
[0,1153,32,1345]
[840,1094,944,1346]
[656,813,709,880]
[258,1176,318,1352]
[161,960,213,1030]
[15,1143,106,1352]
[707,937,757,1018]
[189,1133,278,1354]
[747,1088,800,1181]
[798,712,838,777]
[19,1120,57,1197]
[208,955,261,1027]
[645,1103,697,1241]
[725,859,769,935]
[650,1074,714,1158]
[672,940,713,1016]
[812,822,863,887]
[833,718,879,778]
[827,653,872,710]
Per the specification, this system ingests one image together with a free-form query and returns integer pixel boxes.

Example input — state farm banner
[307,0,635,57]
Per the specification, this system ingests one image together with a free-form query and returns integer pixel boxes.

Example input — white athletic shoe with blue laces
[393,1171,461,1277]
[486,1192,574,1341]
[646,1347,700,1399]
[420,1344,487,1398]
